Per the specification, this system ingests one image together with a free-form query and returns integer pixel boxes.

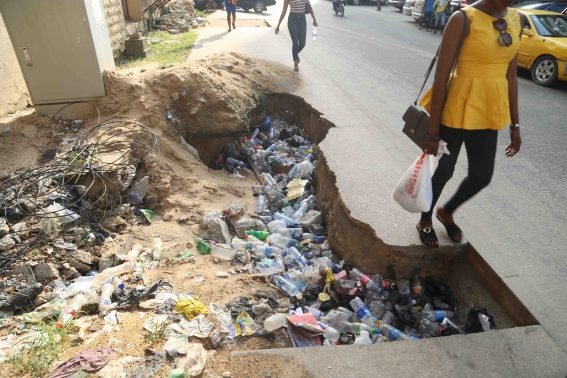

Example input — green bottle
[196,238,211,255]
[245,230,270,241]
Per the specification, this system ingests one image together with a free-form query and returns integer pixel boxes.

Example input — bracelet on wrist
[510,123,520,129]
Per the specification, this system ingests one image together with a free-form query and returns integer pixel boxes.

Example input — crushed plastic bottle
[272,275,301,297]
[379,323,417,341]
[350,268,383,293]
[350,297,378,327]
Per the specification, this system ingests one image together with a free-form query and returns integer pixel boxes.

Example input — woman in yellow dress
[417,0,524,247]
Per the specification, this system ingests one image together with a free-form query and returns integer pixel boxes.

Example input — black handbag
[402,10,469,148]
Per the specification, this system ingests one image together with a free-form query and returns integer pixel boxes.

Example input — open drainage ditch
[180,92,537,341]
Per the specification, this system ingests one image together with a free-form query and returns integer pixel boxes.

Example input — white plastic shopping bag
[392,141,449,213]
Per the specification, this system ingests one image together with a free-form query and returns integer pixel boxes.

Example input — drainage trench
[182,92,537,338]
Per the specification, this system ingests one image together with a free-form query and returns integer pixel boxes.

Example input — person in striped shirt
[275,0,318,71]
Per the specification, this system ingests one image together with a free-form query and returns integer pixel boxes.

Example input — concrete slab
[232,326,567,377]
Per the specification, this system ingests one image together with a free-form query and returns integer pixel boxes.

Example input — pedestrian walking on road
[377,0,382,11]
[419,0,435,30]
[416,0,523,247]
[432,0,449,34]
[275,0,318,72]
[225,0,237,32]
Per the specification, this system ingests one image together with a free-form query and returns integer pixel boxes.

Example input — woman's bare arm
[276,0,290,34]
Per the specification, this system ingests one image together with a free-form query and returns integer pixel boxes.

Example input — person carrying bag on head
[413,0,523,248]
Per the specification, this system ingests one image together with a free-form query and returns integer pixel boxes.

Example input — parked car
[403,0,416,15]
[517,1,567,13]
[389,0,405,10]
[412,0,425,21]
[518,9,567,85]
[238,0,276,12]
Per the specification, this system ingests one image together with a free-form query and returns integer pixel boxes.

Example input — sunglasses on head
[493,18,513,47]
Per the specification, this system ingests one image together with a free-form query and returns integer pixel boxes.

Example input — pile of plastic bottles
[207,116,490,345]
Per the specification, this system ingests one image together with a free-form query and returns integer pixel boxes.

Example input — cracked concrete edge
[230,325,567,377]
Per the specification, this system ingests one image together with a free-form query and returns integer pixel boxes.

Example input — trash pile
[152,0,207,34]
[196,115,497,346]
[0,117,159,317]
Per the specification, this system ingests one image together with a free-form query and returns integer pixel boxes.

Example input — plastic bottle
[264,313,288,332]
[381,310,395,325]
[350,297,378,327]
[253,245,283,258]
[368,300,387,319]
[295,160,314,179]
[301,233,326,243]
[245,230,270,241]
[255,194,268,214]
[210,244,237,260]
[284,247,309,267]
[262,172,278,187]
[126,244,143,261]
[312,27,318,40]
[230,240,264,250]
[421,309,454,322]
[273,227,303,239]
[98,282,116,315]
[273,212,297,226]
[268,220,287,232]
[272,275,301,297]
[320,322,340,343]
[354,330,373,345]
[196,238,212,255]
[92,262,134,288]
[350,268,383,293]
[59,292,88,324]
[418,318,443,337]
[268,234,298,249]
[151,237,162,260]
[397,279,412,305]
[379,323,417,341]
[291,195,315,221]
[226,157,247,168]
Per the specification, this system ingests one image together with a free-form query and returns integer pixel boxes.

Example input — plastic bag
[392,141,449,213]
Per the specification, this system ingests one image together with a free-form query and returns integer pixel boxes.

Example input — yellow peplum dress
[421,6,521,131]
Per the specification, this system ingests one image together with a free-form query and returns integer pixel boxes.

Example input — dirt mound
[0,54,304,376]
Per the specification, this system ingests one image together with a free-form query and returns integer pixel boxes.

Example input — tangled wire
[0,108,159,273]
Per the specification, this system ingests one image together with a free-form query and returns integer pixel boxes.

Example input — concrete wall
[103,0,128,55]
[0,12,28,116]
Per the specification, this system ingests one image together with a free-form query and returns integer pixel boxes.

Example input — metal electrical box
[0,0,115,111]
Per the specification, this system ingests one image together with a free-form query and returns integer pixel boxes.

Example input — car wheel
[531,56,558,86]
[253,0,264,12]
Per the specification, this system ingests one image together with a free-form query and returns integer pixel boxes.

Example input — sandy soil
[0,54,307,377]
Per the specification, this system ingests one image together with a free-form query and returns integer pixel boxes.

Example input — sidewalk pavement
[187,5,567,376]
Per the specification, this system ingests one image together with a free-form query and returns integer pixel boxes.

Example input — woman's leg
[288,15,300,63]
[227,11,232,31]
[296,15,307,57]
[232,11,236,28]
[443,129,498,215]
[421,125,464,222]
[418,126,464,247]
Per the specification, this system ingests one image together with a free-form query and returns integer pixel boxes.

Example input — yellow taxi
[518,9,567,86]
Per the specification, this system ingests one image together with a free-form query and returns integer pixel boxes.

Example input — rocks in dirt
[32,263,60,282]
[0,235,15,252]
[206,218,232,244]
[0,217,8,236]
[0,282,43,311]
[12,263,37,283]
[152,2,200,34]
[234,217,266,239]
[128,176,150,205]
[68,250,94,272]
